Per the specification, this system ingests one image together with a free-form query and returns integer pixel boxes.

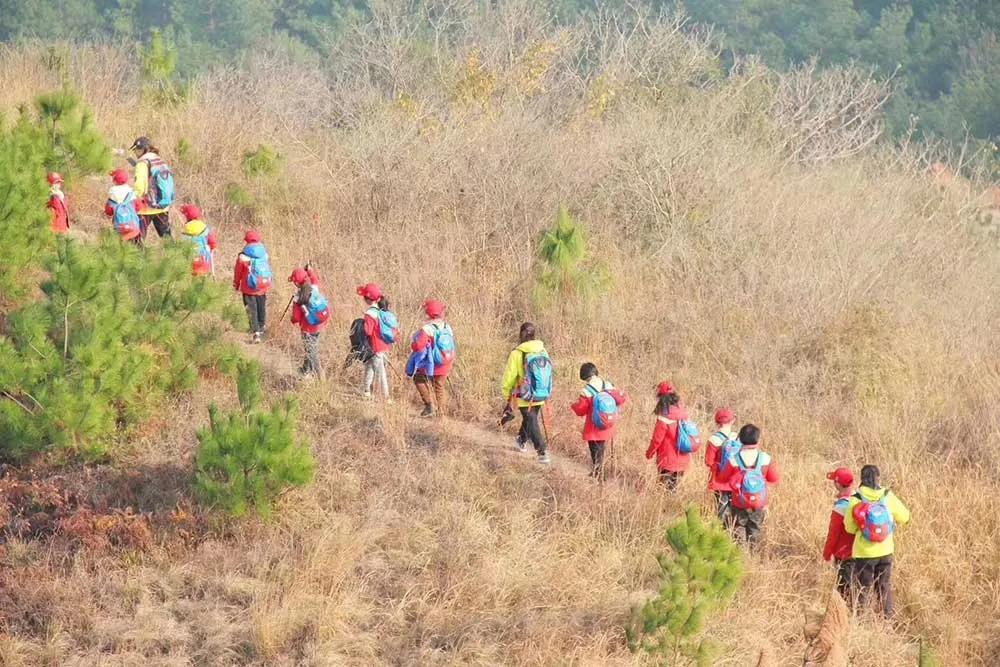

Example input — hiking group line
[45,135,912,621]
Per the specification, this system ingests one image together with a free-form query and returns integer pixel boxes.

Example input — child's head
[357,283,382,306]
[130,136,156,156]
[424,300,445,319]
[860,464,880,489]
[518,322,536,343]
[110,169,129,185]
[47,172,63,187]
[654,391,679,415]
[579,362,598,381]
[826,467,854,494]
[714,408,735,427]
[377,296,389,310]
[738,423,761,447]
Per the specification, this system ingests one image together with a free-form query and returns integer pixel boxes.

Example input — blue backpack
[519,350,553,402]
[676,420,701,454]
[146,156,175,208]
[112,192,141,237]
[431,324,456,365]
[585,382,619,430]
[378,310,398,344]
[190,230,212,264]
[242,243,272,291]
[853,491,895,543]
[735,451,771,510]
[716,433,742,474]
[305,288,330,326]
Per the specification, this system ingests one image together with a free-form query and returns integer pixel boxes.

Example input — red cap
[179,204,201,221]
[714,408,734,425]
[357,282,382,301]
[656,381,676,396]
[424,300,445,318]
[827,468,854,486]
[110,169,129,185]
[244,230,261,243]
[47,172,63,185]
[289,268,308,285]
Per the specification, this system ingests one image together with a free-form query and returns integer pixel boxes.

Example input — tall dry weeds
[1,3,999,665]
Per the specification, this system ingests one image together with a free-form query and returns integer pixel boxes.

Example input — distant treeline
[1,0,997,147]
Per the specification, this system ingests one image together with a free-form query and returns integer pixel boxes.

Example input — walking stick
[278,294,295,323]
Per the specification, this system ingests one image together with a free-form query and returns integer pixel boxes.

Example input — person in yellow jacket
[500,322,552,465]
[128,136,174,240]
[843,464,910,617]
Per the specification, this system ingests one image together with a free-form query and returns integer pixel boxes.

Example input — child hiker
[179,205,216,276]
[288,265,330,379]
[500,322,552,465]
[570,362,627,478]
[104,169,142,246]
[823,467,857,602]
[406,300,455,417]
[645,382,700,490]
[719,424,780,547]
[704,408,739,521]
[357,283,398,400]
[233,231,273,343]
[47,172,69,234]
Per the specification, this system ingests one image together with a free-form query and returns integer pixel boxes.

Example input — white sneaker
[362,392,372,401]
[537,453,552,465]
[514,438,527,453]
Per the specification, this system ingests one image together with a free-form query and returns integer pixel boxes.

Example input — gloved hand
[498,403,515,426]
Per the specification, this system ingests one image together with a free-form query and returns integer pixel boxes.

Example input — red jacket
[410,320,454,376]
[191,231,218,276]
[364,307,395,354]
[233,251,269,296]
[704,428,737,491]
[645,405,691,473]
[823,493,855,561]
[48,191,69,233]
[720,446,780,509]
[290,269,327,334]
[569,377,627,441]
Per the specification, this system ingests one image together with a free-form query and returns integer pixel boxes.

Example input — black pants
[300,332,321,376]
[517,405,546,455]
[140,212,171,238]
[854,555,894,617]
[659,470,682,491]
[835,559,854,603]
[731,507,766,546]
[714,491,733,524]
[243,294,267,334]
[588,441,606,476]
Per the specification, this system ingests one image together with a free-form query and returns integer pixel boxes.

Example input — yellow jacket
[501,339,547,407]
[844,486,911,559]
[134,152,167,214]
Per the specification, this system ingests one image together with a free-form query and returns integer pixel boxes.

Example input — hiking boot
[514,437,527,453]
[419,404,434,418]
[250,331,262,344]
[538,453,552,465]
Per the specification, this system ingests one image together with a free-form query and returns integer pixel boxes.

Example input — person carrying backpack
[645,382,700,490]
[233,231,272,343]
[822,467,857,603]
[406,300,455,417]
[704,408,739,520]
[104,169,142,246]
[719,424,780,546]
[289,265,330,379]
[843,464,910,617]
[570,362,627,478]
[179,205,216,276]
[358,283,398,400]
[500,322,552,465]
[128,136,174,240]
[47,172,69,234]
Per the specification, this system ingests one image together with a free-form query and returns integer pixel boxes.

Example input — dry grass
[2,4,1000,665]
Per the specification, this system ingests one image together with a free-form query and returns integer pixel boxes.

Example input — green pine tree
[627,506,743,666]
[194,359,314,518]
[533,205,609,310]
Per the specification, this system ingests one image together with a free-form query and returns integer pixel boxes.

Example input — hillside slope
[2,5,1000,666]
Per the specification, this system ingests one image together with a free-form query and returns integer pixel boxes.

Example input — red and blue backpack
[716,433,742,475]
[431,323,455,365]
[852,491,895,543]
[675,419,701,454]
[111,191,141,237]
[735,451,771,510]
[304,287,330,326]
[584,381,619,430]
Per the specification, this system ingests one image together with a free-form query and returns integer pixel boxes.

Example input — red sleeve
[646,419,667,459]
[306,267,320,285]
[764,462,780,485]
[411,329,432,352]
[233,258,245,291]
[364,315,377,338]
[207,232,217,251]
[822,512,843,561]
[570,394,589,416]
[610,389,627,406]
[291,304,302,324]
[719,464,739,487]
[104,202,114,217]
[705,442,720,469]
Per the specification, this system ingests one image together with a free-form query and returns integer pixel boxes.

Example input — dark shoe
[419,404,434,418]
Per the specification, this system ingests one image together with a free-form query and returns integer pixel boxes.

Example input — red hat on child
[357,283,382,301]
[424,300,445,317]
[288,268,308,285]
[244,230,261,243]
[656,381,676,396]
[47,172,64,185]
[714,408,734,425]
[110,169,129,185]
[179,204,201,221]
[826,468,854,486]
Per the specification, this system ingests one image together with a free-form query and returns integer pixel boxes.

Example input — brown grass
[2,4,999,665]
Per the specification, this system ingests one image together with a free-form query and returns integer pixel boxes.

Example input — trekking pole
[278,294,294,323]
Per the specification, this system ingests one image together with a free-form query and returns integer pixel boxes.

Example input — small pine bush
[533,205,609,309]
[194,360,314,518]
[241,144,282,178]
[627,506,743,666]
